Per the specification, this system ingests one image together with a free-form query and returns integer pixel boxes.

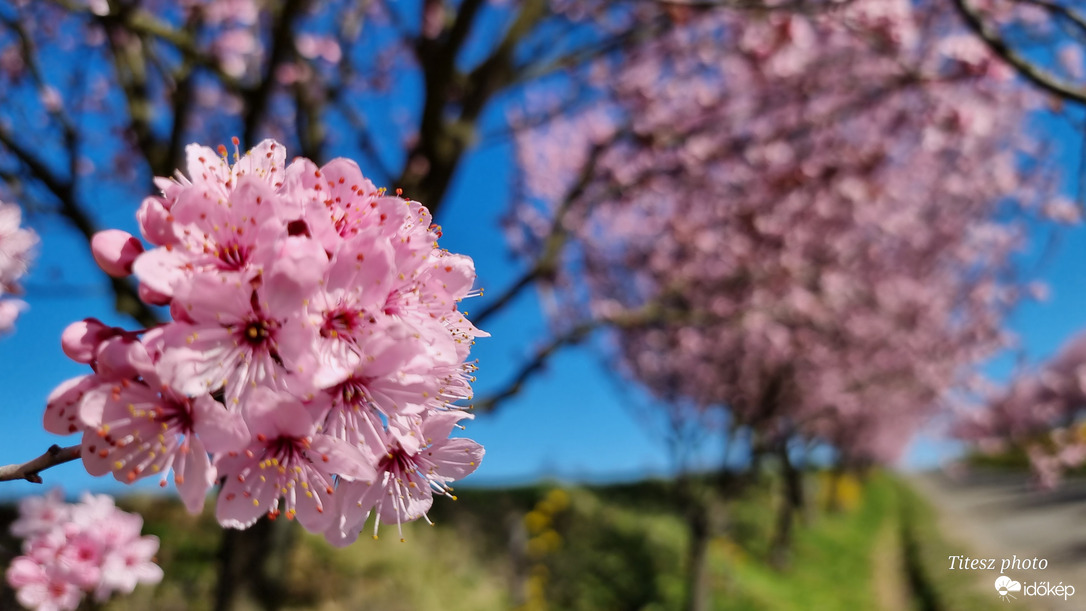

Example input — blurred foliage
[0,472,1000,610]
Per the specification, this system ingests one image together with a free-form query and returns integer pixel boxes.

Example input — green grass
[709,475,893,610]
[0,472,999,610]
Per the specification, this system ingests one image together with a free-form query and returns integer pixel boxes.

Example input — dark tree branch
[0,125,162,327]
[473,141,605,326]
[163,12,204,175]
[474,319,600,413]
[475,303,689,412]
[243,0,310,148]
[399,0,489,211]
[102,3,165,176]
[953,0,1086,103]
[0,445,82,484]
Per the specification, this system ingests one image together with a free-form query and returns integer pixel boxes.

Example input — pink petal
[156,324,239,397]
[309,434,376,482]
[191,394,249,452]
[261,235,328,313]
[177,437,215,514]
[429,438,484,480]
[244,387,315,439]
[44,375,102,435]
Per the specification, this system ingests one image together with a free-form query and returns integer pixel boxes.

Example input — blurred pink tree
[0,0,1083,609]
[508,0,1069,604]
[511,0,1062,469]
[955,331,1086,488]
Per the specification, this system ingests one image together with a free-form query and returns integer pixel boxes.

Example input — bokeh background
[3,1,1086,609]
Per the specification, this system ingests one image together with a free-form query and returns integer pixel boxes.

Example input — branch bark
[0,445,82,484]
[953,0,1086,103]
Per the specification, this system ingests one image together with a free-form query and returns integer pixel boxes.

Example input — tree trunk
[214,517,296,611]
[682,491,711,611]
[770,442,804,569]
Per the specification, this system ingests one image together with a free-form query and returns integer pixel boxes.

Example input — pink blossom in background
[512,0,1055,468]
[46,139,486,542]
[0,201,37,334]
[953,331,1086,487]
[5,491,162,611]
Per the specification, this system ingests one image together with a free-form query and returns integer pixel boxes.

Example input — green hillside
[0,472,995,610]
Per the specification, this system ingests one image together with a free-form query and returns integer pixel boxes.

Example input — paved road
[909,470,1086,610]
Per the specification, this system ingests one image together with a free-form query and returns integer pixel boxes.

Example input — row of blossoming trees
[0,0,1085,609]
[508,0,1079,604]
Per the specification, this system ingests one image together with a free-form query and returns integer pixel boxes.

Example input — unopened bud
[91,230,144,277]
[61,318,118,363]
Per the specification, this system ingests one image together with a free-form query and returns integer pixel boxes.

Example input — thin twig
[0,445,82,484]
[953,0,1086,103]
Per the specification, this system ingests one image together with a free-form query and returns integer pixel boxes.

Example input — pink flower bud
[94,334,150,380]
[136,197,177,246]
[61,318,118,363]
[91,230,144,277]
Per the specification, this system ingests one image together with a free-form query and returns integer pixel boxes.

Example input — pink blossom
[79,360,248,513]
[215,387,375,531]
[10,489,69,539]
[49,140,485,543]
[295,33,342,63]
[6,557,84,611]
[0,200,37,333]
[6,492,162,610]
[328,409,483,546]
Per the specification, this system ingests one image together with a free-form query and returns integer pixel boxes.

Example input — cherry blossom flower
[47,139,485,542]
[214,387,375,532]
[0,200,37,334]
[5,492,162,611]
[328,410,484,546]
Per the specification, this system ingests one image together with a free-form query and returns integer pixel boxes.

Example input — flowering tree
[954,331,1086,488]
[0,0,1079,608]
[513,0,1056,466]
[508,0,1065,604]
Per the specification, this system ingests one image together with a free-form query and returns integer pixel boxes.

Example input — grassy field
[0,471,997,610]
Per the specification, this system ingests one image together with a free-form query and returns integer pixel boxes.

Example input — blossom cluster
[44,140,486,545]
[5,489,162,611]
[512,0,1049,465]
[0,201,37,334]
[954,332,1086,488]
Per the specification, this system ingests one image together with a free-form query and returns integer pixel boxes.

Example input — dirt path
[908,470,1086,610]
[871,522,910,611]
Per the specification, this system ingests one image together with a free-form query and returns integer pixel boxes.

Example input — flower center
[216,241,251,270]
[321,308,360,338]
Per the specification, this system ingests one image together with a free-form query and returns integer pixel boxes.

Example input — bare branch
[473,141,606,325]
[475,302,697,412]
[0,445,82,484]
[474,320,599,413]
[243,0,311,148]
[953,0,1086,103]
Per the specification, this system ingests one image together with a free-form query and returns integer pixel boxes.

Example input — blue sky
[2,102,1086,502]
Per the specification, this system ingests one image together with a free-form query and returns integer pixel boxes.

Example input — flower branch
[0,444,82,484]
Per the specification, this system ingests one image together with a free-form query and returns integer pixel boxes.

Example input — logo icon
[995,576,1022,601]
